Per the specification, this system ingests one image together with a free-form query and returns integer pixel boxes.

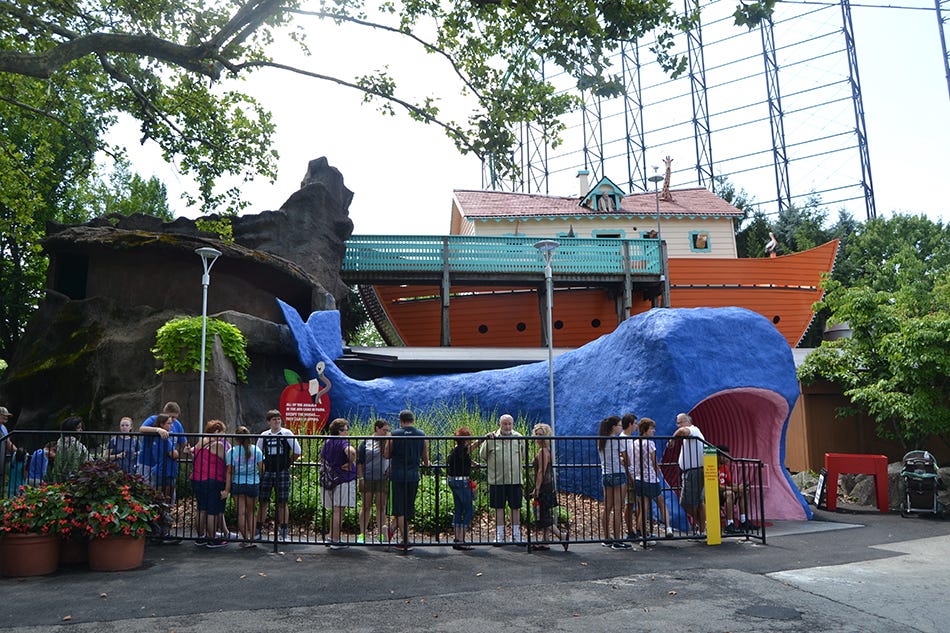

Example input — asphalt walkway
[2,508,948,632]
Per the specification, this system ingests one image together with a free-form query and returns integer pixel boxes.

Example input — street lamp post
[195,247,222,428]
[533,240,559,433]
[648,166,664,243]
[647,167,670,307]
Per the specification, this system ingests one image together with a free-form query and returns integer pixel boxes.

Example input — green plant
[152,316,250,383]
[0,484,70,535]
[195,217,234,242]
[63,461,167,539]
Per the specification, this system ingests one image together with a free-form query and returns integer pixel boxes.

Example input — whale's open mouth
[680,387,805,520]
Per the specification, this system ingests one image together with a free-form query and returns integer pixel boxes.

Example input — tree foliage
[0,0,777,212]
[80,159,173,221]
[798,215,950,450]
[0,76,101,359]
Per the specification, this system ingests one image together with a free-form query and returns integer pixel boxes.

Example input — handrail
[343,235,663,275]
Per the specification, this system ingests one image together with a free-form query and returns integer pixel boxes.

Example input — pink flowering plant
[0,484,70,535]
[63,460,167,539]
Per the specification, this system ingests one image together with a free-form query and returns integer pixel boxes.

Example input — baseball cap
[0,406,11,418]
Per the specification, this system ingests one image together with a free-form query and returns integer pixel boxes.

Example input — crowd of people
[1,402,750,551]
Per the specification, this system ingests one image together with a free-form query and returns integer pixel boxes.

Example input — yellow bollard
[703,445,721,545]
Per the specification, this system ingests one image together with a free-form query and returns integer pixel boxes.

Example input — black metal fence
[1,430,766,550]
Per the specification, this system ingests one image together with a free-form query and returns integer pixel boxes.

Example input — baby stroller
[900,450,942,516]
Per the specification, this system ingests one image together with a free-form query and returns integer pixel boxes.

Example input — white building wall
[467,216,737,258]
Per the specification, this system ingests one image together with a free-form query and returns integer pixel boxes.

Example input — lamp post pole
[648,168,669,307]
[648,167,664,243]
[533,240,559,433]
[195,247,222,428]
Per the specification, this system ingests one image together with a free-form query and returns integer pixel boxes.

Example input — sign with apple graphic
[279,363,331,434]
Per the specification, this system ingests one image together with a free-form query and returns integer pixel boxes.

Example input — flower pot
[59,536,89,566]
[88,535,145,572]
[0,533,61,577]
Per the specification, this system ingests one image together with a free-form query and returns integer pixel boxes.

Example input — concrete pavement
[1,508,948,632]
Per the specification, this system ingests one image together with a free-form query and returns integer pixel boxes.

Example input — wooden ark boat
[345,177,839,349]
[357,240,839,348]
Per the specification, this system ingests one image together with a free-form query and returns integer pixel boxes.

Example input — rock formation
[0,158,353,434]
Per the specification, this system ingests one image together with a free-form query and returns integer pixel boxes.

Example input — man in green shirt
[480,414,524,544]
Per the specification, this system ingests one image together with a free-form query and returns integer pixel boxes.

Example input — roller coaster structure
[483,0,950,221]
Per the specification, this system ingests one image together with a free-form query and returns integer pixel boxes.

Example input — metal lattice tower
[937,0,950,104]
[476,1,945,222]
[686,1,714,188]
[621,41,647,193]
[840,0,877,219]
[760,17,791,214]
[581,91,606,184]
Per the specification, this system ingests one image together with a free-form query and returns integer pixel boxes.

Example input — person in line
[480,414,525,545]
[149,414,180,500]
[0,406,17,477]
[631,418,672,540]
[320,418,357,550]
[7,447,27,496]
[138,402,190,490]
[717,445,750,533]
[256,409,302,543]
[598,415,630,549]
[446,426,480,551]
[529,423,568,551]
[674,412,706,535]
[46,416,90,484]
[383,410,429,552]
[224,425,264,548]
[620,412,640,539]
[26,442,55,487]
[108,416,140,473]
[356,419,392,544]
[192,419,230,548]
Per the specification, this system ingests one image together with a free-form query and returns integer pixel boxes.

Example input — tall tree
[0,75,101,359]
[82,159,174,221]
[798,214,950,450]
[0,1,776,213]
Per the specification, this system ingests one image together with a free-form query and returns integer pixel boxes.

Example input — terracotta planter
[0,533,61,577]
[88,535,145,572]
[59,536,89,567]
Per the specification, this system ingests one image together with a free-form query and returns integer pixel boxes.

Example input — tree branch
[238,60,479,157]
[0,93,106,159]
[291,9,487,104]
[0,33,221,79]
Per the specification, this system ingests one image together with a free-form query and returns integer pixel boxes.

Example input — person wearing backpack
[255,410,302,542]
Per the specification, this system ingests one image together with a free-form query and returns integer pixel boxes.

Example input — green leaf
[284,368,302,385]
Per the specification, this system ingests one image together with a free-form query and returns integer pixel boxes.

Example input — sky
[109,1,949,236]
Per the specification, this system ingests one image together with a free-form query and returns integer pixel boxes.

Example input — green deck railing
[343,236,662,275]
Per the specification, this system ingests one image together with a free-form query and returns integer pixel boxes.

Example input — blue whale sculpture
[278,299,811,520]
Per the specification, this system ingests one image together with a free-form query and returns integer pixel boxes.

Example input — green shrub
[152,316,250,382]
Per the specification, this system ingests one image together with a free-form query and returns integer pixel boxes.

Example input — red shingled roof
[453,187,744,219]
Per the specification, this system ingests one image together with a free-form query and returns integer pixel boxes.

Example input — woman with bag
[320,418,357,549]
[529,423,567,551]
[446,426,481,551]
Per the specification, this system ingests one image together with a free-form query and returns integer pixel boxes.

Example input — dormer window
[580,176,625,212]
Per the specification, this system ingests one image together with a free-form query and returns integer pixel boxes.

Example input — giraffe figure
[659,156,673,202]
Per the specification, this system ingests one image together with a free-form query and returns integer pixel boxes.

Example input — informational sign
[279,383,330,435]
